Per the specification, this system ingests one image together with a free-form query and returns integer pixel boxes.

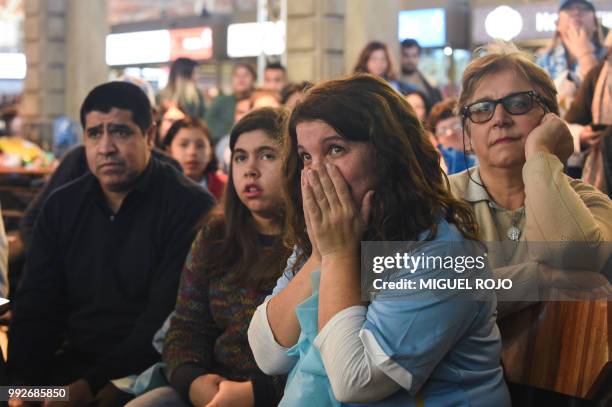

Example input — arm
[82,197,212,394]
[19,146,87,252]
[266,255,318,346]
[523,152,612,242]
[559,25,599,80]
[248,250,304,375]
[314,270,486,403]
[163,232,222,402]
[564,63,600,126]
[523,114,612,243]
[299,163,372,331]
[8,199,66,384]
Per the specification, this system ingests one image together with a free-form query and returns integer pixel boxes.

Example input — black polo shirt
[8,156,215,392]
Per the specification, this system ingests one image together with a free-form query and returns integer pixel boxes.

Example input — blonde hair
[456,41,559,121]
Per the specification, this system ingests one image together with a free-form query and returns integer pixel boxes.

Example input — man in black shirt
[8,82,215,406]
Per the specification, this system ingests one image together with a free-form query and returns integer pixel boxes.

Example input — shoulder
[46,171,93,203]
[567,175,611,204]
[448,169,471,198]
[151,148,181,171]
[153,159,216,206]
[430,219,466,243]
[39,172,94,222]
[209,94,235,108]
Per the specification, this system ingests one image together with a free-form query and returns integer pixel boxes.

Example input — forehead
[296,120,337,144]
[234,66,254,78]
[402,46,419,55]
[470,69,532,100]
[406,93,425,105]
[234,129,274,150]
[561,3,593,12]
[163,107,186,120]
[176,127,207,139]
[265,69,285,78]
[85,107,136,128]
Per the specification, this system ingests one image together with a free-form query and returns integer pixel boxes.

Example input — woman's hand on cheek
[302,169,321,263]
[302,163,374,261]
[525,113,573,163]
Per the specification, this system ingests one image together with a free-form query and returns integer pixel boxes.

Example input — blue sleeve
[266,247,303,300]
[361,231,495,395]
[363,297,480,395]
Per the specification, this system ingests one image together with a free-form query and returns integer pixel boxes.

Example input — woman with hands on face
[249,74,510,406]
[126,108,291,407]
[536,0,607,114]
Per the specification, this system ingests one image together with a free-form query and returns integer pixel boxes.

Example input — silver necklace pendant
[507,226,521,241]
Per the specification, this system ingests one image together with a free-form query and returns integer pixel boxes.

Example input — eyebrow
[86,124,104,136]
[470,90,533,105]
[297,134,344,150]
[86,123,133,135]
[107,123,133,133]
[234,145,278,155]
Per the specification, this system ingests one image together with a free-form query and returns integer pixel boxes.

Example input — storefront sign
[106,26,213,66]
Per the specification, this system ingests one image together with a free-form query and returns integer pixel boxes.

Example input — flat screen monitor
[398,8,446,48]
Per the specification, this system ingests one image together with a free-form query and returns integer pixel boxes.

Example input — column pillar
[23,0,108,149]
[285,0,345,82]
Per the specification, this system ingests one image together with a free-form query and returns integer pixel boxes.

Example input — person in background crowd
[126,107,291,407]
[400,38,443,105]
[8,82,215,407]
[353,41,415,95]
[158,58,206,121]
[537,0,607,115]
[404,89,448,172]
[250,88,281,110]
[163,117,227,200]
[117,75,157,110]
[564,32,612,195]
[214,96,251,175]
[404,89,432,124]
[280,81,313,110]
[249,74,509,406]
[206,62,257,144]
[215,91,281,176]
[263,62,289,95]
[429,98,477,174]
[157,104,187,147]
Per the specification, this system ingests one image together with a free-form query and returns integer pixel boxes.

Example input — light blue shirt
[269,220,510,406]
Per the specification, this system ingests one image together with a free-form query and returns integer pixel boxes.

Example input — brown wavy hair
[199,107,292,289]
[353,41,397,81]
[282,74,479,264]
[456,42,559,122]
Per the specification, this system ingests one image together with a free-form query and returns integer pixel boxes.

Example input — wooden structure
[500,299,611,401]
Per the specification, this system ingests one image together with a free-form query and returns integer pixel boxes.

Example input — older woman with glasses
[449,42,612,404]
[449,42,612,315]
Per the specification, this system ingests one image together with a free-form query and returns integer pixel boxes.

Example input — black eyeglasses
[461,91,546,124]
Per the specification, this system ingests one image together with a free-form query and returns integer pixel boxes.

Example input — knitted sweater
[163,231,285,406]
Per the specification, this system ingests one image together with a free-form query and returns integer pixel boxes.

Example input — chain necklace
[488,201,525,241]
